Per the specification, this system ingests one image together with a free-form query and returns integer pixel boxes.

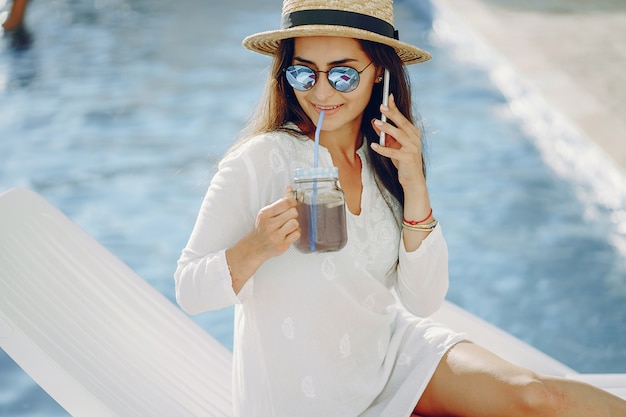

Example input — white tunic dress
[175,128,465,417]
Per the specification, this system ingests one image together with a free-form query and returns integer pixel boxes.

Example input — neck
[317,120,363,163]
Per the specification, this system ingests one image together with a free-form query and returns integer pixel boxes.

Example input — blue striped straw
[310,111,325,251]
[313,111,325,168]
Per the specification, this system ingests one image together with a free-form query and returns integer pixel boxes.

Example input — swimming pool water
[1,0,625,415]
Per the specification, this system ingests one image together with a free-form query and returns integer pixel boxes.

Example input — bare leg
[415,342,626,417]
[2,0,30,31]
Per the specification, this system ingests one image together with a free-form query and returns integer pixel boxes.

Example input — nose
[311,71,335,100]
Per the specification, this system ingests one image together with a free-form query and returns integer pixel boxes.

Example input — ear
[374,66,384,83]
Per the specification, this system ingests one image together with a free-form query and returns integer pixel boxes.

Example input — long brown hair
[235,38,426,210]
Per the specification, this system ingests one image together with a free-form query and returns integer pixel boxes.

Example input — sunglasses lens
[328,67,360,92]
[285,65,361,92]
[285,66,316,91]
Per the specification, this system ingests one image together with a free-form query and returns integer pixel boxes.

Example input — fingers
[374,94,422,148]
[284,185,295,199]
[282,186,300,240]
[370,139,400,161]
[278,217,301,247]
[371,95,427,186]
[259,195,298,232]
[254,192,301,256]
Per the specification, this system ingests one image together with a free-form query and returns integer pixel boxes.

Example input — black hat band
[282,9,400,40]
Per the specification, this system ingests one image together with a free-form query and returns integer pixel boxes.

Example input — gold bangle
[402,217,438,232]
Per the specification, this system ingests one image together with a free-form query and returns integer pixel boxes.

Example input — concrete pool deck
[434,0,626,174]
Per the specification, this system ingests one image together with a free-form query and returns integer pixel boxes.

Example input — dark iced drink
[295,196,347,253]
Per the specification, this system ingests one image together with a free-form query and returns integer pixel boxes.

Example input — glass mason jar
[292,167,348,253]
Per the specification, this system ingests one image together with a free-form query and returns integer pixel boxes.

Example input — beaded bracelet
[402,217,438,232]
[402,208,433,226]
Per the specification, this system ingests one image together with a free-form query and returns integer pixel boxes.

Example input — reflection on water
[0,0,625,415]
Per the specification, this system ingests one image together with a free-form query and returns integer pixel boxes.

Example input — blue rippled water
[1,0,625,415]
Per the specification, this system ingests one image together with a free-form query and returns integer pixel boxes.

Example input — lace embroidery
[339,333,352,358]
[301,376,317,398]
[282,316,295,340]
[321,256,337,281]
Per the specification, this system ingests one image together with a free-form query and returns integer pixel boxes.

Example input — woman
[175,0,626,415]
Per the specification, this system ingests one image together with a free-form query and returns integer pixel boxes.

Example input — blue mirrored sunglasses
[284,61,373,93]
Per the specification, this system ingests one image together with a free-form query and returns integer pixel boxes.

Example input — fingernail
[374,119,383,127]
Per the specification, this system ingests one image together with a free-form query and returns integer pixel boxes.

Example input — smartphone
[379,69,390,146]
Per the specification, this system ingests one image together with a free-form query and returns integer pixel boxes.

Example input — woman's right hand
[250,186,301,258]
[226,186,300,293]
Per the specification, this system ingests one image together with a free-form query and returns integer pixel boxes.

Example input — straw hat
[242,0,431,65]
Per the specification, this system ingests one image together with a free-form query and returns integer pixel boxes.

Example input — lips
[314,104,342,112]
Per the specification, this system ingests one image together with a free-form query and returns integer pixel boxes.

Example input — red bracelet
[403,208,433,226]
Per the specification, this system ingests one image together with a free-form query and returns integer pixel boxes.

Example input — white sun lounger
[0,188,624,417]
[0,188,233,416]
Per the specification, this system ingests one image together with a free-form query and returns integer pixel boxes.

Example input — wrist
[226,239,265,294]
[402,185,430,217]
[401,177,428,198]
[403,208,433,226]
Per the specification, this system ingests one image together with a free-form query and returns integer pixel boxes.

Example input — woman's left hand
[371,94,434,251]
[370,93,425,189]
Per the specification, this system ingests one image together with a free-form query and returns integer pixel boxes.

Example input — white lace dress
[175,128,466,417]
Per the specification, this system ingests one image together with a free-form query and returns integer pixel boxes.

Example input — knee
[512,376,566,415]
